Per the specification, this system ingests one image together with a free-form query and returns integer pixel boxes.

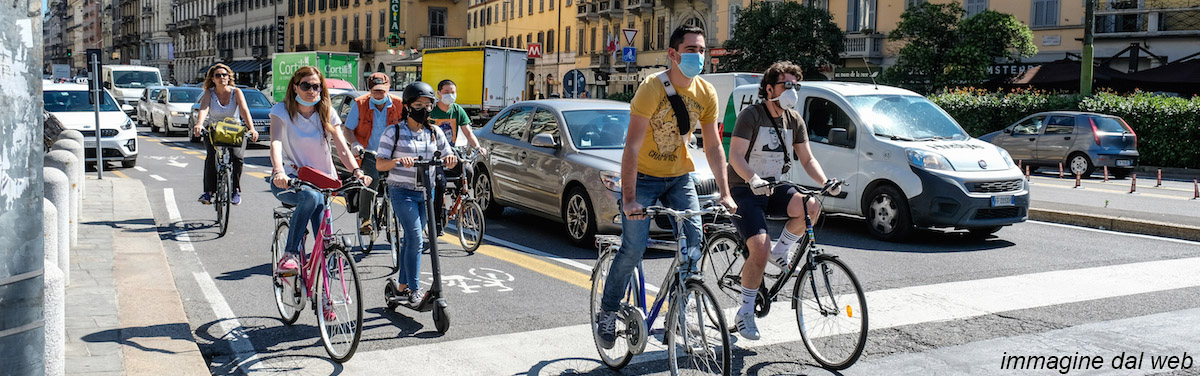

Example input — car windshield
[562,109,630,149]
[848,95,968,141]
[169,89,202,103]
[112,70,162,89]
[1087,115,1132,133]
[242,90,273,108]
[44,90,120,112]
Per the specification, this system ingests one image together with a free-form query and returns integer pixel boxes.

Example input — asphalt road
[114,125,1200,375]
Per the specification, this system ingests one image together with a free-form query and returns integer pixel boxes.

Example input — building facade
[172,0,219,83]
[216,0,287,88]
[113,0,141,64]
[44,0,71,72]
[142,0,175,78]
[466,0,577,98]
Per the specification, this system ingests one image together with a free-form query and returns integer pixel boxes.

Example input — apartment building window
[332,17,337,44]
[589,27,596,52]
[342,16,347,42]
[309,20,315,46]
[656,17,665,50]
[549,0,553,11]
[501,2,506,21]
[308,0,315,14]
[290,23,294,47]
[379,10,385,40]
[430,8,446,36]
[320,19,326,45]
[468,12,472,29]
[538,0,543,13]
[802,0,827,8]
[564,27,571,53]
[353,14,359,41]
[486,7,491,25]
[547,29,554,53]
[528,0,532,15]
[366,12,372,40]
[578,28,584,54]
[331,0,338,9]
[965,0,987,17]
[1032,0,1058,27]
[299,22,304,47]
[298,0,304,14]
[729,5,741,34]
[319,0,325,11]
[847,0,876,32]
[904,0,922,8]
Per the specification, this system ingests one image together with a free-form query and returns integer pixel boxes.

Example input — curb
[1029,207,1200,242]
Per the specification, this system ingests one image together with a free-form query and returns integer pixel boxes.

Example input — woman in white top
[193,63,260,205]
[268,66,370,276]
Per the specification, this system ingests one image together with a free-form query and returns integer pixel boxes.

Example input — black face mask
[408,106,430,125]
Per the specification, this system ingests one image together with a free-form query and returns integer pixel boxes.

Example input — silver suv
[980,111,1139,178]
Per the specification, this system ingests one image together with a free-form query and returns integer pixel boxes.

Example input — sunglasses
[214,73,229,78]
[408,102,432,110]
[774,81,801,90]
[297,82,323,92]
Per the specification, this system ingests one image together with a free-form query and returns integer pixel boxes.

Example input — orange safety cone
[1156,169,1162,187]
[1075,173,1082,188]
[1059,163,1064,178]
[1025,165,1031,181]
[1103,166,1109,182]
[1130,174,1137,193]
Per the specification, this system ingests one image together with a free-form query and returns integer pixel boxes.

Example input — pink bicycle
[270,178,371,363]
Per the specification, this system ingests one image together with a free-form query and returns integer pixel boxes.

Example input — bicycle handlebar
[641,204,735,220]
[281,177,376,196]
[766,178,843,197]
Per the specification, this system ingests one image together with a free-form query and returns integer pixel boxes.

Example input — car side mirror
[103,81,112,89]
[829,128,851,147]
[530,132,560,148]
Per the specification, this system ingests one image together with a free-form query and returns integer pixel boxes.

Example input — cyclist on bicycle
[343,72,402,235]
[269,66,371,277]
[376,82,459,305]
[595,25,736,350]
[430,79,486,236]
[194,63,259,205]
[726,62,840,340]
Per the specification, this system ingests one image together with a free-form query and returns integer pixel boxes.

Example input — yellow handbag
[210,117,246,147]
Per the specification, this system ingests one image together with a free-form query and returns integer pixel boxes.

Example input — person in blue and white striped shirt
[376,82,458,305]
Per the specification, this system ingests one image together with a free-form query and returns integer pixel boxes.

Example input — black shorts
[730,185,796,239]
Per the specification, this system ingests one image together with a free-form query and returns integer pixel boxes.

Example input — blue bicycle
[590,205,733,375]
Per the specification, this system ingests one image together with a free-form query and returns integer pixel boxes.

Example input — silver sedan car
[472,99,721,246]
[979,111,1139,178]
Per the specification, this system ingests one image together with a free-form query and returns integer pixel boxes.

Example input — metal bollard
[1025,165,1031,181]
[43,168,72,285]
[45,150,79,249]
[58,130,86,192]
[1103,166,1109,182]
[1075,173,1082,188]
[1194,179,1198,200]
[42,198,66,376]
[1059,163,1064,178]
[1130,174,1137,194]
[1156,169,1162,187]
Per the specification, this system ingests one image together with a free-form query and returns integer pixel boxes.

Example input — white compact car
[43,83,139,168]
[721,82,1029,241]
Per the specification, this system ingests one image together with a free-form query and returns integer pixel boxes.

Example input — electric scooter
[384,151,451,333]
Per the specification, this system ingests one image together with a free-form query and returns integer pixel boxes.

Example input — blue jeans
[600,173,701,313]
[271,181,326,258]
[390,186,428,290]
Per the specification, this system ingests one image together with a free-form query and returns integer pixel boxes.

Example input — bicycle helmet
[402,81,438,105]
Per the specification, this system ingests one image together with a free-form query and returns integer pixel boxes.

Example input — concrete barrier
[42,198,65,376]
[43,167,71,285]
[52,139,83,216]
[58,130,85,192]
[1030,208,1200,242]
[45,150,78,248]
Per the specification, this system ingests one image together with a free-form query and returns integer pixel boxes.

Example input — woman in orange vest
[344,72,404,234]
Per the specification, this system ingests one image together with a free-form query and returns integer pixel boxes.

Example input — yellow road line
[184,151,203,155]
[246,172,271,179]
[169,147,186,151]
[111,170,130,178]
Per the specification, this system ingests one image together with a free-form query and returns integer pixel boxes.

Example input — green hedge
[606,91,635,103]
[930,89,1200,169]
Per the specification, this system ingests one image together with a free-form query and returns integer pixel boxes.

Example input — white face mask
[772,88,799,110]
[440,93,456,105]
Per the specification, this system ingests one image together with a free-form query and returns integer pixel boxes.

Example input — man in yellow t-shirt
[594,24,736,350]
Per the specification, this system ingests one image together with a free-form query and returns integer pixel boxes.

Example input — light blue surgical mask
[295,94,320,107]
[678,53,704,78]
[370,96,389,106]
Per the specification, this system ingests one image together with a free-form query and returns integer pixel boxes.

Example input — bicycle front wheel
[794,255,867,370]
[216,169,231,237]
[589,250,638,369]
[271,221,301,324]
[665,280,731,376]
[317,246,364,363]
[457,200,485,254]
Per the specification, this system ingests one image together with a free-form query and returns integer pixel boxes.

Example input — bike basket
[210,117,246,147]
[298,166,342,190]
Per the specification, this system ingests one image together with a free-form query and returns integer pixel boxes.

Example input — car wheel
[121,158,136,168]
[475,169,504,218]
[966,226,1002,240]
[864,184,912,242]
[1068,153,1094,177]
[563,186,597,246]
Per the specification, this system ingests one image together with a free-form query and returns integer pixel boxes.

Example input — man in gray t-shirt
[725,62,840,341]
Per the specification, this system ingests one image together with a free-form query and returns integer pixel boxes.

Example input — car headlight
[906,148,955,171]
[998,148,1015,169]
[171,111,184,117]
[600,170,621,192]
[121,118,133,130]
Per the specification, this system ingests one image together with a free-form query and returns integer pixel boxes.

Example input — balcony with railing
[600,0,623,18]
[178,18,198,30]
[577,1,598,20]
[418,36,464,49]
[252,45,268,59]
[1095,0,1200,37]
[589,52,611,68]
[219,48,233,61]
[166,23,177,36]
[625,0,652,13]
[841,33,884,59]
[199,15,216,30]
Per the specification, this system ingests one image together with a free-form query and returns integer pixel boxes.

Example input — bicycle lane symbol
[419,267,516,294]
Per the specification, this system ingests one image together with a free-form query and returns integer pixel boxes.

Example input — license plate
[991,195,1014,207]
[84,141,96,148]
[1116,159,1132,167]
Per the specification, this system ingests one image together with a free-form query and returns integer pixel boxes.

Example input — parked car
[149,86,203,136]
[722,82,1029,241]
[473,99,721,246]
[43,83,138,167]
[186,88,275,142]
[978,111,1138,178]
[136,86,167,125]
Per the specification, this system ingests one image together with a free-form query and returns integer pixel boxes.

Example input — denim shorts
[730,185,796,238]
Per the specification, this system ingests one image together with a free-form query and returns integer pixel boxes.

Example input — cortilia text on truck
[271,51,361,102]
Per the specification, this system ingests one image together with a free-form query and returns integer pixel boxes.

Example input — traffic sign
[622,47,636,63]
[563,69,586,98]
[622,28,638,46]
[527,43,543,59]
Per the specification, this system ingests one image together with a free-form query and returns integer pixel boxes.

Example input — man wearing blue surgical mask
[594,25,737,350]
[345,72,404,234]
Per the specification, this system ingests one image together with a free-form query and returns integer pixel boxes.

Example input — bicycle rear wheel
[457,200,485,254]
[699,226,746,302]
[665,280,731,376]
[216,167,231,237]
[271,221,302,324]
[317,245,364,363]
[794,255,867,370]
[589,250,639,369]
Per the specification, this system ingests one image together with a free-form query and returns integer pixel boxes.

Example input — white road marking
[166,159,189,168]
[163,188,193,252]
[133,166,147,172]
[1028,220,1200,246]
[193,271,263,375]
[149,174,167,181]
[340,255,1200,375]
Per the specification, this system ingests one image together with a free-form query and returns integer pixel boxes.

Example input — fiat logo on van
[978,160,988,169]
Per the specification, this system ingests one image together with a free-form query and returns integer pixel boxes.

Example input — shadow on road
[81,323,196,355]
[364,307,445,339]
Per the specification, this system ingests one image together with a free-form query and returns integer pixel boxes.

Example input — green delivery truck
[269,51,361,102]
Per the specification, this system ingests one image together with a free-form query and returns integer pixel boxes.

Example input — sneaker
[735,311,761,340]
[768,248,795,271]
[275,255,299,277]
[322,299,337,321]
[359,219,373,235]
[596,310,618,349]
[231,190,241,205]
[408,289,425,305]
[198,192,213,205]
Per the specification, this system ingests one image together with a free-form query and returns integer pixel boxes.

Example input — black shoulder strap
[657,71,691,135]
[760,103,798,161]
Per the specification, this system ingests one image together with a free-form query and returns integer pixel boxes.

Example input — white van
[722,82,1029,241]
[102,65,164,117]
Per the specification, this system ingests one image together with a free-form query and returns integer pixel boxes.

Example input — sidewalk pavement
[66,176,210,376]
[1027,174,1200,242]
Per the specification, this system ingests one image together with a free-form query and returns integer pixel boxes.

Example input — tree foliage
[885,3,1036,93]
[723,2,843,77]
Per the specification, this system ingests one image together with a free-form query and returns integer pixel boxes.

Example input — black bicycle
[353,150,398,257]
[701,180,868,370]
[202,127,236,237]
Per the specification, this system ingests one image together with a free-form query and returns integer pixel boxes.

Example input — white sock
[738,286,757,315]
[772,228,802,258]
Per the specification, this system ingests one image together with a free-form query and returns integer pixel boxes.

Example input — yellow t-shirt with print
[629,73,719,178]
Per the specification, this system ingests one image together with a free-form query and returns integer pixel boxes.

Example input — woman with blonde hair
[193,63,260,205]
[268,66,370,277]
